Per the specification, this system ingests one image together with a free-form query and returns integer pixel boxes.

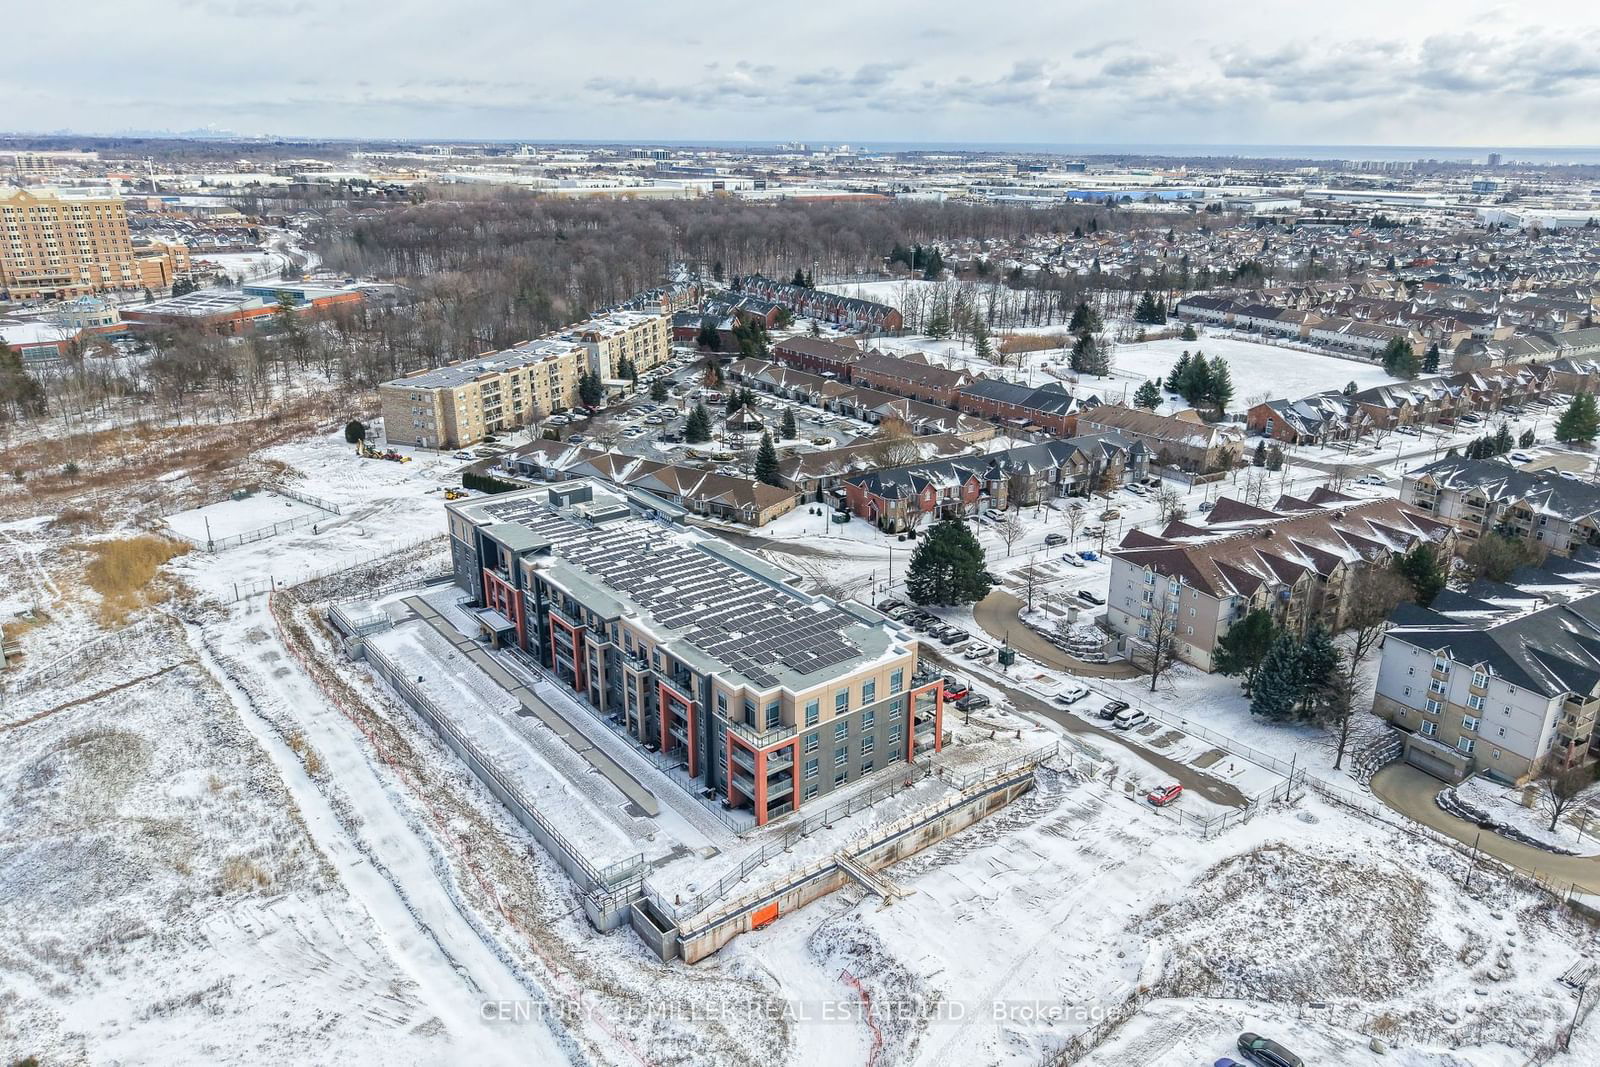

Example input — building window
[805,700,819,726]
[862,680,876,705]
[890,669,904,694]
[1471,671,1488,688]
[863,710,875,731]
[766,701,781,729]
[1429,679,1447,695]
[804,732,819,753]
[1458,737,1476,754]
[804,783,819,801]
[835,746,848,768]
[862,735,875,755]
[1467,694,1485,711]
[1433,657,1450,674]
[889,723,902,743]
[835,720,849,741]
[1421,720,1437,737]
[836,689,849,714]
[804,758,818,780]
[834,769,848,786]
[1462,715,1480,733]
[861,758,874,774]
[1425,698,1443,715]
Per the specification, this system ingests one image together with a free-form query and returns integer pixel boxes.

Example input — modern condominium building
[0,186,136,300]
[445,481,943,825]
[1373,552,1600,783]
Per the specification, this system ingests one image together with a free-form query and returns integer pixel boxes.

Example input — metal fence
[275,484,343,515]
[363,641,645,900]
[229,535,448,602]
[180,511,324,553]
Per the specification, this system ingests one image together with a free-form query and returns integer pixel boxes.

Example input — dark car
[1096,699,1130,721]
[1076,589,1106,606]
[956,693,991,712]
[1236,1032,1303,1067]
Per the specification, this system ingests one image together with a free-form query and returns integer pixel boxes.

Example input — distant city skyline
[7,1,1600,148]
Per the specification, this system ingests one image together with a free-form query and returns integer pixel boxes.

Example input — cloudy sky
[8,0,1600,146]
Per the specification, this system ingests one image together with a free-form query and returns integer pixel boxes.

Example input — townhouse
[955,379,1101,436]
[446,482,941,826]
[769,335,863,377]
[501,439,800,526]
[1373,554,1600,783]
[726,357,993,438]
[1076,404,1242,473]
[848,349,980,407]
[1107,489,1454,671]
[776,433,979,499]
[1401,457,1600,556]
[1307,317,1425,356]
[839,434,1143,531]
[737,275,904,331]
[1247,393,1369,446]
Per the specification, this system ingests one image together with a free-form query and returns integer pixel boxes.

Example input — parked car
[1076,589,1106,606]
[937,629,968,646]
[453,450,475,460]
[943,682,970,701]
[962,643,991,659]
[1458,413,1482,425]
[831,511,852,523]
[1100,508,1121,520]
[1510,450,1535,463]
[1147,783,1184,807]
[1357,474,1386,485]
[956,693,991,712]
[1096,699,1130,721]
[1236,1032,1303,1067]
[878,599,905,613]
[1198,500,1214,512]
[1062,554,1086,568]
[1078,550,1099,561]
[1112,707,1148,730]
[1054,684,1090,706]
[1044,532,1069,546]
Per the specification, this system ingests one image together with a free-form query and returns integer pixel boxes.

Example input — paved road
[403,596,661,817]
[971,589,1142,679]
[1371,763,1600,893]
[925,649,1249,809]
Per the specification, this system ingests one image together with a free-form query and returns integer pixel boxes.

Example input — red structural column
[754,747,769,826]
[933,687,945,753]
[725,733,737,805]
[657,681,671,756]
[787,738,800,812]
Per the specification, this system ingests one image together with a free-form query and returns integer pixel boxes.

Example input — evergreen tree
[1214,609,1278,694]
[926,304,953,339]
[1555,393,1599,446]
[1395,543,1446,606]
[577,371,604,408]
[1422,343,1441,374]
[1250,633,1304,720]
[1381,337,1419,378]
[684,403,712,443]
[1296,626,1341,720]
[804,270,814,288]
[1518,427,1536,448]
[1493,421,1514,455]
[1134,291,1161,324]
[1265,444,1284,471]
[754,433,782,486]
[972,317,994,363]
[1069,301,1102,335]
[650,378,670,402]
[792,267,807,287]
[922,248,944,280]
[1070,332,1109,376]
[781,407,798,440]
[1168,351,1192,393]
[1180,323,1198,341]
[904,519,992,606]
[1181,354,1213,406]
[697,317,720,350]
[1207,356,1233,412]
[344,419,367,444]
[1133,380,1162,410]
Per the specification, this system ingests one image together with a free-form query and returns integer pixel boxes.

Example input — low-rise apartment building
[1401,457,1600,556]
[848,350,979,407]
[557,309,671,380]
[955,379,1100,436]
[1373,555,1600,783]
[0,187,140,300]
[1107,489,1454,671]
[445,482,942,825]
[770,335,862,377]
[381,338,590,449]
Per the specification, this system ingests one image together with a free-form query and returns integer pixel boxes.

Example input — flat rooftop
[456,487,905,693]
[389,338,586,390]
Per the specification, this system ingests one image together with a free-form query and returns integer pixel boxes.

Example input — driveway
[1371,763,1600,894]
[927,649,1249,809]
[972,589,1141,679]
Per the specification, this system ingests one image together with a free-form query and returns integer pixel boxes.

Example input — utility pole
[1463,829,1483,890]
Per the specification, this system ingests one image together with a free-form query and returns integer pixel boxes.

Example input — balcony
[721,714,796,748]
[767,777,794,802]
[658,671,697,704]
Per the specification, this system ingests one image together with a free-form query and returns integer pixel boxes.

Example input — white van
[1112,707,1148,731]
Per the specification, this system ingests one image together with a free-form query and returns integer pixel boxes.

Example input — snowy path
[188,600,569,1065]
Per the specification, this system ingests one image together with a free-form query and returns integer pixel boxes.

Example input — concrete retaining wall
[676,767,1037,963]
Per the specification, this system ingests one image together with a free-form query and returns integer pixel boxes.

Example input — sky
[7,0,1600,147]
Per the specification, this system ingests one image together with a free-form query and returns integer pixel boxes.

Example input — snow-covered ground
[1087,333,1407,405]
[1452,775,1600,857]
[163,491,328,544]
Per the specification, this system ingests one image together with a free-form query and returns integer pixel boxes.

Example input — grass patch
[285,729,326,777]
[80,536,190,624]
[219,856,272,893]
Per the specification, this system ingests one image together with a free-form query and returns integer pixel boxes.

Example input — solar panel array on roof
[477,495,866,687]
